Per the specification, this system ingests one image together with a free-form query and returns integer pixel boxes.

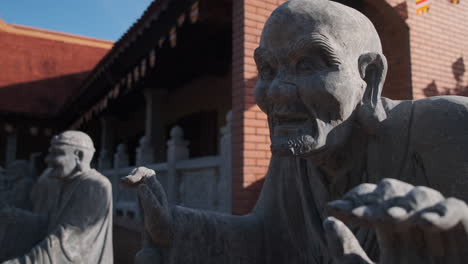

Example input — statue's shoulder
[80,169,112,193]
[381,96,468,147]
[383,95,468,124]
[390,96,468,148]
[412,95,468,108]
[411,95,468,125]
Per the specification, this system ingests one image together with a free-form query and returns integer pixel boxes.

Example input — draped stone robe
[2,169,113,264]
[154,96,468,264]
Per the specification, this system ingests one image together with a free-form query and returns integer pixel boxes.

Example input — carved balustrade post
[114,143,129,169]
[166,126,189,204]
[136,136,154,166]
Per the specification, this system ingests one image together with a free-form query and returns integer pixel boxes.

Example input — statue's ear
[357,53,388,132]
[74,149,84,162]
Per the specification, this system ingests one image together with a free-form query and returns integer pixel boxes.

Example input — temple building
[54,0,468,215]
[1,0,468,262]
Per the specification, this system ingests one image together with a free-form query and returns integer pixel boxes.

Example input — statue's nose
[267,79,297,104]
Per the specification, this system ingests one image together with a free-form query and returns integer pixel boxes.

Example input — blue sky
[0,0,154,41]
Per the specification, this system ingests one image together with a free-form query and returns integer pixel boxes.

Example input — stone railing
[103,112,232,229]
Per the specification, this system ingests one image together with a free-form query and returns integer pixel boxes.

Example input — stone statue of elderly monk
[1,131,113,264]
[125,0,468,263]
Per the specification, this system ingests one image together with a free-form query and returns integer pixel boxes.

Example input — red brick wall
[403,0,468,98]
[362,0,413,100]
[232,0,287,215]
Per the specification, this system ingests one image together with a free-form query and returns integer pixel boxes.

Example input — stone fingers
[403,197,468,262]
[372,179,413,201]
[408,197,468,232]
[328,179,448,227]
[323,216,374,264]
[328,179,468,263]
[122,166,168,208]
[383,186,444,226]
[121,166,157,187]
[327,183,378,226]
[327,179,414,226]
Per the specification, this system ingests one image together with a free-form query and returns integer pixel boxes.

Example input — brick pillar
[231,0,287,215]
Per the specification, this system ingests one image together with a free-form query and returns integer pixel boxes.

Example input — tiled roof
[0,19,112,118]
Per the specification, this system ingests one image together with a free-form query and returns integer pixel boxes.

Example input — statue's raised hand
[121,167,173,248]
[324,178,468,264]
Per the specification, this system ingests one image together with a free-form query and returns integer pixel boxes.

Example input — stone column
[5,133,17,166]
[219,111,232,213]
[98,116,116,170]
[166,126,189,204]
[110,143,130,207]
[143,88,167,163]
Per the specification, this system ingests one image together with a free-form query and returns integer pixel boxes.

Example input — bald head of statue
[45,130,95,179]
[254,0,387,159]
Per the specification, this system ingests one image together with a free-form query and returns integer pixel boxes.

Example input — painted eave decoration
[415,0,461,15]
[416,0,430,15]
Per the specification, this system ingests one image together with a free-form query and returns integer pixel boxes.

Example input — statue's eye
[259,63,276,80]
[296,58,318,74]
[296,56,327,75]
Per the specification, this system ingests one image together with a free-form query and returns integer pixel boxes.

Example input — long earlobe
[357,53,388,134]
[358,53,387,109]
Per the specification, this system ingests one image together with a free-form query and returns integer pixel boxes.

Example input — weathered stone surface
[0,131,113,264]
[136,136,155,166]
[124,0,468,263]
[326,179,468,263]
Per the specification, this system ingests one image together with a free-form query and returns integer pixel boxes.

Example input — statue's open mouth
[270,111,320,156]
[272,112,309,134]
[274,112,309,125]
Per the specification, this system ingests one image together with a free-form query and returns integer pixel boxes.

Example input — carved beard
[271,134,316,157]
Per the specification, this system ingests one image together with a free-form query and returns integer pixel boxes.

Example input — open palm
[325,178,468,264]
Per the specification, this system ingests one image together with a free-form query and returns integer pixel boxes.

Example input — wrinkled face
[254,15,365,157]
[45,144,78,179]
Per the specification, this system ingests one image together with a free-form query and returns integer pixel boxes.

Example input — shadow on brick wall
[423,57,468,96]
[0,71,90,116]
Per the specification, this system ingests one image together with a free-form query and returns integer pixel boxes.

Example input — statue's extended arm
[161,206,263,264]
[123,167,264,264]
[324,178,468,264]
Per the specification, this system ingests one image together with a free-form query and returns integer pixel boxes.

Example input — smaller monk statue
[0,131,113,264]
